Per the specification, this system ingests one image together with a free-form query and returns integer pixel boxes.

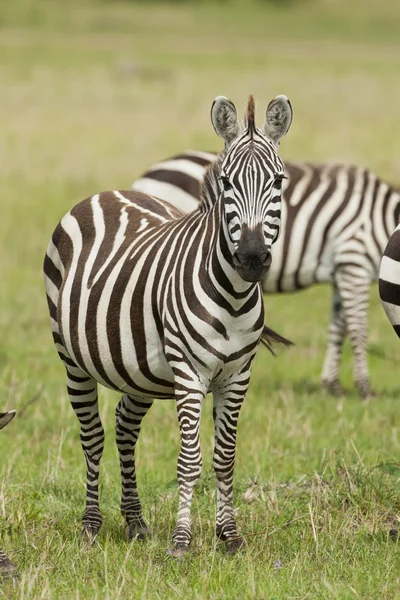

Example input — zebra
[133,152,400,399]
[0,410,18,580]
[379,223,400,338]
[43,94,293,556]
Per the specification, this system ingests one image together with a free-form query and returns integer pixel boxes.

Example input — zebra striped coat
[0,410,17,580]
[133,151,400,398]
[379,224,400,338]
[43,94,293,556]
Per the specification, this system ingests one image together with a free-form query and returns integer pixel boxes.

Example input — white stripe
[380,255,400,286]
[132,178,198,213]
[381,300,400,325]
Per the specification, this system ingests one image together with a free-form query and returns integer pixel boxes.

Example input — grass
[1,0,400,597]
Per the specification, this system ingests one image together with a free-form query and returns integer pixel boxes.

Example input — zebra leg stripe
[322,282,347,395]
[116,395,153,540]
[0,549,18,579]
[172,388,204,557]
[213,384,246,554]
[335,269,371,398]
[66,366,104,539]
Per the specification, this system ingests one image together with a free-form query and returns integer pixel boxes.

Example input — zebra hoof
[226,537,245,555]
[169,543,190,559]
[128,520,150,541]
[81,525,100,546]
[0,554,19,581]
[360,388,376,401]
[389,528,398,541]
[322,380,344,397]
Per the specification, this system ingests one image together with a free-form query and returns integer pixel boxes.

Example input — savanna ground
[1,0,400,597]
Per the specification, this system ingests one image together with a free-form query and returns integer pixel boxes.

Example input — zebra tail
[260,325,294,356]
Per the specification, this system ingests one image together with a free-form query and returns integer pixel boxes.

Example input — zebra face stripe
[220,128,284,279]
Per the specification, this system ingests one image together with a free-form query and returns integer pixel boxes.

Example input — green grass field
[1,1,400,597]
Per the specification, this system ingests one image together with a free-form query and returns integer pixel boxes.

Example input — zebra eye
[221,176,232,192]
[273,175,285,189]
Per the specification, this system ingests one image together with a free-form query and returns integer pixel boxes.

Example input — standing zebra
[43,94,293,556]
[379,224,400,338]
[0,410,17,580]
[133,152,400,398]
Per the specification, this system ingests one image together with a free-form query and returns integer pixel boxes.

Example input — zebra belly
[61,332,176,399]
[262,247,332,292]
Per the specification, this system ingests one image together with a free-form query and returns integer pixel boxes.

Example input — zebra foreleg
[171,390,204,558]
[66,366,104,542]
[212,383,246,555]
[322,282,347,395]
[116,395,153,540]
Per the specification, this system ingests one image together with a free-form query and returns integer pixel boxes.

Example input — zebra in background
[44,94,293,556]
[379,224,400,337]
[0,410,18,580]
[133,152,400,398]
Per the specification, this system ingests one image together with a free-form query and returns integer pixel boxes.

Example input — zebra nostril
[263,250,272,268]
[232,251,242,267]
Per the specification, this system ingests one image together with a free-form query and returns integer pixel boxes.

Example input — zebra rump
[379,224,400,337]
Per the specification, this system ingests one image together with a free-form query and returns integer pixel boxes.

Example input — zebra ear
[0,410,16,430]
[264,95,292,146]
[211,96,240,147]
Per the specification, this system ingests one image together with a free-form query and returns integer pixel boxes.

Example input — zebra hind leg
[0,549,18,580]
[116,395,153,540]
[335,271,372,399]
[66,365,104,542]
[321,282,346,396]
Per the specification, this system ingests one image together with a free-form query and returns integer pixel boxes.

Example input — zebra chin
[233,261,270,283]
[232,249,272,282]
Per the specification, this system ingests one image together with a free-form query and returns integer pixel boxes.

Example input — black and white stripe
[133,152,400,398]
[379,224,400,338]
[0,410,18,580]
[43,95,292,556]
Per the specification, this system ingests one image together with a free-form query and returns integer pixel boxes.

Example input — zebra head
[211,94,292,282]
[0,410,16,430]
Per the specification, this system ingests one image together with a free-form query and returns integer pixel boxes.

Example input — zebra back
[133,151,400,288]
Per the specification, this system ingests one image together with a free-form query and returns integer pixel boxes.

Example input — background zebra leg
[0,549,18,580]
[116,395,153,540]
[322,282,347,395]
[213,387,245,555]
[171,392,203,558]
[335,272,371,398]
[66,366,104,542]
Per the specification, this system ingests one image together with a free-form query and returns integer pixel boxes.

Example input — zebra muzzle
[232,225,271,282]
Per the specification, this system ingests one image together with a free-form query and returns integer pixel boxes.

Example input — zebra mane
[245,94,256,135]
[199,152,224,211]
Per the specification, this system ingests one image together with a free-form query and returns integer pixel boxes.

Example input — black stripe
[43,254,62,289]
[171,152,215,167]
[145,170,201,200]
[384,229,400,261]
[379,278,400,305]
